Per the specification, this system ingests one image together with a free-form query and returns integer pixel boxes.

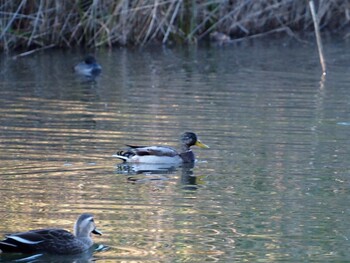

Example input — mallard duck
[74,55,102,77]
[0,213,102,255]
[113,132,209,164]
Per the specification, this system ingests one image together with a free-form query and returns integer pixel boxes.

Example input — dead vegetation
[0,0,349,50]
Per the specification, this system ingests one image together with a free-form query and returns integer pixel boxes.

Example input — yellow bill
[195,140,210,149]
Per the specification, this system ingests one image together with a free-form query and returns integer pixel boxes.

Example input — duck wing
[0,228,80,254]
[127,145,179,157]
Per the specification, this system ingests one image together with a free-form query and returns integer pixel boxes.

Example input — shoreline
[1,0,348,51]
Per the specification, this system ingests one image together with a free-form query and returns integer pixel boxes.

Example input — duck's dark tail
[112,151,133,162]
[0,238,39,253]
[0,240,19,253]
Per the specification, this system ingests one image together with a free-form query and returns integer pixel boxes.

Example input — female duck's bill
[74,55,102,78]
[113,132,209,164]
[0,213,102,255]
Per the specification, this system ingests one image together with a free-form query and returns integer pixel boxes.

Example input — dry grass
[1,0,349,50]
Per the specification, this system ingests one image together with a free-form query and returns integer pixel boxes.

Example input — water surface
[1,38,350,262]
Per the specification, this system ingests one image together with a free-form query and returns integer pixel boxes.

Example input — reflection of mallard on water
[0,214,102,255]
[116,161,205,190]
[113,132,209,164]
[116,162,179,175]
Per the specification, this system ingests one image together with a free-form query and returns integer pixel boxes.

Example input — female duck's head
[74,213,102,238]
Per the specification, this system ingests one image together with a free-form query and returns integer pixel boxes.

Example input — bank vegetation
[1,0,349,50]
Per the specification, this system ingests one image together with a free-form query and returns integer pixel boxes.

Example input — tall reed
[0,0,348,50]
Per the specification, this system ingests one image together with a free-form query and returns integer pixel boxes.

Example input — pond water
[0,37,350,262]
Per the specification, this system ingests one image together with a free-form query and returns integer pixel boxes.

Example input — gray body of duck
[74,55,102,77]
[113,132,209,164]
[0,213,101,255]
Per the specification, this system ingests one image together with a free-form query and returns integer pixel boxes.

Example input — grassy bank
[1,0,349,50]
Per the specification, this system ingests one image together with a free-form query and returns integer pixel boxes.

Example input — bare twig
[12,44,55,59]
[162,0,182,44]
[309,0,326,75]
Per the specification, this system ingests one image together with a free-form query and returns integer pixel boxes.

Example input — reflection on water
[116,162,201,190]
[0,245,103,263]
[1,38,350,261]
[115,162,181,175]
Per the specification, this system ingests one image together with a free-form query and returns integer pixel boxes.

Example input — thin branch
[309,0,326,75]
[12,44,56,59]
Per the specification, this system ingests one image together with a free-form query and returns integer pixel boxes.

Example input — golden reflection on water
[1,42,350,261]
[0,156,225,261]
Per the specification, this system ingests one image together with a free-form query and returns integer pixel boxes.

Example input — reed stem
[0,0,348,50]
[309,0,326,75]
